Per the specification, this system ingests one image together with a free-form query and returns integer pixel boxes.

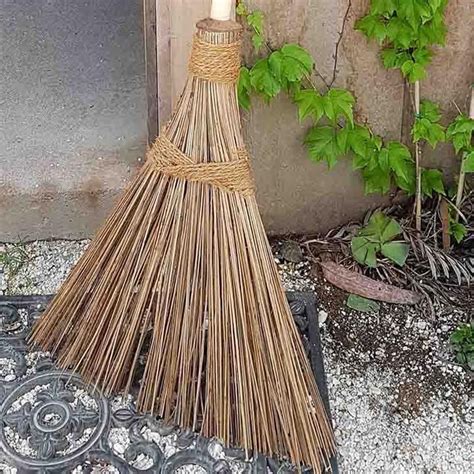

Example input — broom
[29,0,335,469]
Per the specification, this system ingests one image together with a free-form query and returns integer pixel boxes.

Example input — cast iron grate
[0,293,338,473]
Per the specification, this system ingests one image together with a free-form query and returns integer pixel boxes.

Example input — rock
[280,240,304,263]
[318,309,328,326]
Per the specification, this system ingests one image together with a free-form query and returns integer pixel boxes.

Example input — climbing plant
[356,0,448,231]
[237,1,419,198]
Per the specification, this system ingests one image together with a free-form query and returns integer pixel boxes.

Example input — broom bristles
[29,19,335,470]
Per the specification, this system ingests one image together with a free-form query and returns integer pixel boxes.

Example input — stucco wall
[0,0,472,241]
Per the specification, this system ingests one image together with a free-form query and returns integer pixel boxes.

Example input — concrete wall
[0,0,472,241]
[0,0,147,241]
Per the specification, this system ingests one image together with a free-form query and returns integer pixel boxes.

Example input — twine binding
[188,35,241,83]
[147,135,254,196]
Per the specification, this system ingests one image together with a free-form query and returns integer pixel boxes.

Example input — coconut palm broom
[29,0,335,469]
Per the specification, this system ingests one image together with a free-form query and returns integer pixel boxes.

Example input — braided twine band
[188,35,241,83]
[147,135,254,196]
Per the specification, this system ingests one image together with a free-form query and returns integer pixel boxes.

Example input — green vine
[237,2,420,198]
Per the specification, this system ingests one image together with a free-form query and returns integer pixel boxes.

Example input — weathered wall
[1,0,472,241]
[0,0,147,241]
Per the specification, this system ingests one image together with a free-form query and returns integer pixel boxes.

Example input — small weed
[0,243,30,278]
[450,323,474,371]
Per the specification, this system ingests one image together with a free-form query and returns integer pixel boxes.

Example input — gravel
[1,238,473,472]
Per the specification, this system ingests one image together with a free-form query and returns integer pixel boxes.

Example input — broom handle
[210,0,233,21]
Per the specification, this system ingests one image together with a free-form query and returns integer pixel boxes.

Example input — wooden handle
[210,0,233,21]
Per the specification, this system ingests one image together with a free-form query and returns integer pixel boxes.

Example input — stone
[280,241,304,264]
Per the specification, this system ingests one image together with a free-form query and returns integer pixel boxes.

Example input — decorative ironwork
[0,293,337,473]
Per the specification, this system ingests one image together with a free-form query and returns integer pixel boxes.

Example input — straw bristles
[29,20,335,470]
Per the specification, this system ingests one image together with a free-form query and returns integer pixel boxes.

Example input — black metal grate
[0,293,338,473]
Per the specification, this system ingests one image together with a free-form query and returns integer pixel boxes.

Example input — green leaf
[421,168,445,197]
[293,89,324,122]
[446,114,474,154]
[418,12,447,46]
[346,294,380,312]
[269,44,313,85]
[420,99,442,122]
[397,0,433,31]
[247,10,264,36]
[322,88,355,125]
[351,236,379,268]
[381,241,409,266]
[401,60,426,82]
[347,125,373,156]
[386,141,413,181]
[249,58,281,100]
[386,17,416,49]
[304,126,342,168]
[237,67,252,110]
[355,14,387,43]
[463,151,474,173]
[336,125,352,154]
[359,211,401,243]
[449,221,467,244]
[412,117,445,148]
[363,164,391,194]
[381,48,411,69]
[412,47,433,66]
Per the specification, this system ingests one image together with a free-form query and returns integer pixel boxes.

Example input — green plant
[0,244,29,276]
[351,211,409,267]
[356,0,448,232]
[450,323,474,370]
[446,91,474,210]
[237,2,417,198]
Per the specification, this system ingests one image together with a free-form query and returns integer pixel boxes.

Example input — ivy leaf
[249,58,281,100]
[293,89,324,122]
[450,221,467,244]
[419,99,442,122]
[351,236,379,268]
[386,141,413,182]
[336,125,352,154]
[247,10,264,36]
[347,125,374,157]
[359,211,401,242]
[412,117,445,148]
[386,17,416,49]
[463,151,474,173]
[269,44,313,85]
[381,48,411,69]
[322,88,355,125]
[355,14,387,43]
[304,126,342,168]
[418,12,447,46]
[363,164,391,194]
[397,0,433,31]
[380,241,409,266]
[421,168,445,197]
[237,67,252,110]
[401,60,426,82]
[446,114,474,154]
[412,47,433,67]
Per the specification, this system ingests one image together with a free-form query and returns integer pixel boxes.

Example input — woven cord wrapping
[188,35,241,83]
[147,135,254,196]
